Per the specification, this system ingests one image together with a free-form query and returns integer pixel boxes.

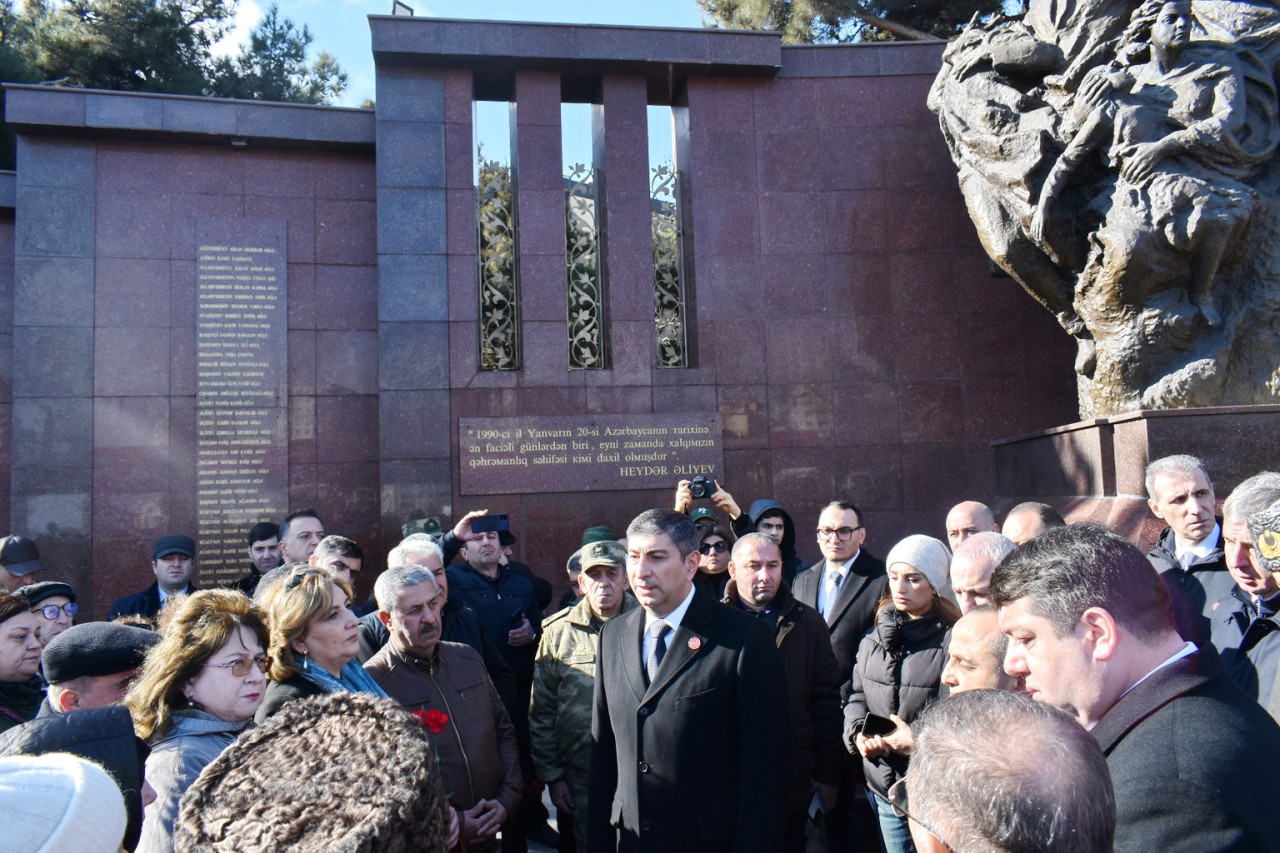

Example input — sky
[218,0,710,108]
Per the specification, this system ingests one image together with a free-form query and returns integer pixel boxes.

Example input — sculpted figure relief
[930,0,1280,416]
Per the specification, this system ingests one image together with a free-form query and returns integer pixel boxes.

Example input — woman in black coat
[843,535,959,853]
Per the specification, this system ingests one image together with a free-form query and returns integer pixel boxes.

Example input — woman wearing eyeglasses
[14,581,78,648]
[256,567,386,722]
[693,527,733,600]
[843,535,959,853]
[124,589,269,853]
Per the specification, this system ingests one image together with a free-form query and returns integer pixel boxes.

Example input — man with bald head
[940,605,1022,694]
[950,532,1014,613]
[1001,502,1065,545]
[944,502,997,553]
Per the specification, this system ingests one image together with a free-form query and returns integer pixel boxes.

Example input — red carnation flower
[412,709,450,735]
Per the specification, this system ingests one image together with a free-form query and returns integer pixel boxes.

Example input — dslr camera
[688,475,716,500]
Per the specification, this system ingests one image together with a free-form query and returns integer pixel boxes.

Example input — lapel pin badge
[688,637,702,650]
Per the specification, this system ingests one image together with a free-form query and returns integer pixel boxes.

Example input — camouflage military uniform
[530,591,636,849]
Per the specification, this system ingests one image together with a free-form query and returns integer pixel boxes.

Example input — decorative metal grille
[477,155,519,371]
[651,162,688,368]
[566,163,605,370]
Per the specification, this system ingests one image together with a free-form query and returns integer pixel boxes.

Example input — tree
[208,3,346,104]
[697,0,1004,43]
[29,0,235,94]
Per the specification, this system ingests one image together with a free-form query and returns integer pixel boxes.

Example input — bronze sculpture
[930,0,1280,416]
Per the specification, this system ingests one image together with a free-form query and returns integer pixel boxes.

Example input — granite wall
[0,18,1078,614]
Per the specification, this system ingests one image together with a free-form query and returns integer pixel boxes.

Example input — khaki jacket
[529,593,637,782]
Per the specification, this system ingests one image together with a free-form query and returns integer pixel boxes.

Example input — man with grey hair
[364,566,521,853]
[1145,454,1232,645]
[949,532,1015,613]
[1208,472,1280,711]
[904,689,1115,853]
[355,534,516,716]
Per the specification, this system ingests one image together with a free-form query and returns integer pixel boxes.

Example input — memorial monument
[930,0,1280,417]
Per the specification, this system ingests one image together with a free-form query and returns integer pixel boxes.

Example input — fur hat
[885,535,952,596]
[0,753,127,853]
[176,692,450,852]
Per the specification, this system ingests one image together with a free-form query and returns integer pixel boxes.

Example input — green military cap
[581,540,626,571]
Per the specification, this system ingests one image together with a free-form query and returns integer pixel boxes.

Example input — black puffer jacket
[0,705,149,851]
[842,604,952,797]
[0,677,44,731]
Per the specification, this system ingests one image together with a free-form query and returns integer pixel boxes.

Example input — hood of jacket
[746,499,801,561]
[0,705,148,851]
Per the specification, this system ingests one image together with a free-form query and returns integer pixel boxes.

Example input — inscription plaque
[195,220,288,585]
[460,414,723,495]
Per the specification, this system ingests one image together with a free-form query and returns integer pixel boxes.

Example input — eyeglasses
[37,602,78,620]
[699,541,729,555]
[203,655,270,677]
[816,526,863,541]
[887,777,952,849]
[287,569,326,590]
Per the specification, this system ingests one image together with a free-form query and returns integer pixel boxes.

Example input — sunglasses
[38,602,78,620]
[699,540,729,555]
[203,655,271,678]
[287,569,326,590]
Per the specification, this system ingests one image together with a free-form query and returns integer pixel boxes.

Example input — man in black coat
[590,510,789,853]
[107,534,199,621]
[993,523,1280,851]
[1144,454,1234,646]
[723,533,841,851]
[791,500,887,852]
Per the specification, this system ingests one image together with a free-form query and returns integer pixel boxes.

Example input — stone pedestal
[991,405,1280,548]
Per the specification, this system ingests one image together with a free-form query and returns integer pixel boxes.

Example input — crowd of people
[0,453,1278,851]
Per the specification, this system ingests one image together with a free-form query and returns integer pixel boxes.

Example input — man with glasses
[15,582,77,647]
[792,500,887,853]
[898,689,1116,853]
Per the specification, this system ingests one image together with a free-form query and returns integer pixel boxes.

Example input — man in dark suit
[992,523,1280,851]
[791,500,886,851]
[107,534,198,621]
[590,509,789,853]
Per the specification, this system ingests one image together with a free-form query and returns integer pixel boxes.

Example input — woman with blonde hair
[124,589,268,853]
[256,566,385,721]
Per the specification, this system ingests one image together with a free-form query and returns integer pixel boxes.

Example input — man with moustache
[365,566,520,853]
[590,510,788,853]
[530,541,636,851]
[724,533,841,851]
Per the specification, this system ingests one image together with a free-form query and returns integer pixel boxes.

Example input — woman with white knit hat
[842,534,959,853]
[0,752,128,853]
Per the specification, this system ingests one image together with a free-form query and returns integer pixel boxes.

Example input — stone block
[16,255,94,327]
[315,329,378,395]
[379,321,449,391]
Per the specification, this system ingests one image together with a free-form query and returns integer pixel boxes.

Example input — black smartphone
[509,609,525,629]
[472,513,510,534]
[861,713,897,737]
